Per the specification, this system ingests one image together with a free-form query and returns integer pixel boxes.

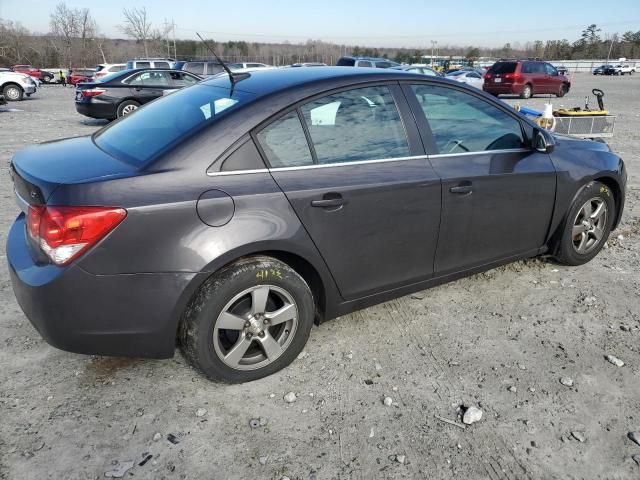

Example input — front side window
[256,111,313,168]
[300,85,410,164]
[357,61,372,67]
[411,84,524,154]
[135,62,150,68]
[545,63,558,76]
[154,62,170,68]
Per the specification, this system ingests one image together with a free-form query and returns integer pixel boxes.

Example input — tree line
[1,2,639,68]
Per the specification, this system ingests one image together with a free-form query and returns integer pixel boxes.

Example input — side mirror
[534,129,555,154]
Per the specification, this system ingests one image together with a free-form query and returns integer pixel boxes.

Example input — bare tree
[119,7,152,57]
[49,2,80,66]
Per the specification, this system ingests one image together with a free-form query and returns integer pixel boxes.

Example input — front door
[255,84,442,300]
[405,83,556,274]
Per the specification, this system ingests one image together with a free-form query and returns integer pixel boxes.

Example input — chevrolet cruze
[7,68,626,382]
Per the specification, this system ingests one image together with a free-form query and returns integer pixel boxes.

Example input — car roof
[201,66,439,97]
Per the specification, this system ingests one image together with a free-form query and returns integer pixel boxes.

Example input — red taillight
[27,206,126,265]
[81,88,106,98]
[503,73,521,81]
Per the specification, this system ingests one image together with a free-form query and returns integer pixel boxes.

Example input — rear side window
[375,62,392,68]
[185,62,204,75]
[300,85,410,164]
[545,63,558,75]
[357,61,372,67]
[136,62,151,68]
[154,62,170,68]
[411,84,524,154]
[488,62,516,74]
[170,72,199,87]
[256,111,313,168]
[127,71,170,86]
[109,65,125,72]
[336,58,356,67]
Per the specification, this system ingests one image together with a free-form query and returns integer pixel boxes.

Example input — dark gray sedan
[7,68,626,383]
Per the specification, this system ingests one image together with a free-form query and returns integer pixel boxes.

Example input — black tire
[42,74,53,84]
[520,84,532,99]
[2,84,23,101]
[116,100,140,118]
[180,256,315,383]
[554,181,615,266]
[557,84,568,97]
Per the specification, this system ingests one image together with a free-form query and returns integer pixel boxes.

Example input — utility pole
[171,19,177,59]
[606,37,615,65]
[163,19,171,58]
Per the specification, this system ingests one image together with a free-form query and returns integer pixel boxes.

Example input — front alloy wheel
[572,198,608,255]
[554,181,615,265]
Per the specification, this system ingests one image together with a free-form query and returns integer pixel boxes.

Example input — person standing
[59,70,66,87]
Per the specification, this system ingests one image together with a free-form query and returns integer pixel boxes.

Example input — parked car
[74,68,201,119]
[483,60,571,99]
[0,71,37,101]
[390,64,441,76]
[228,62,270,70]
[126,58,176,69]
[174,60,226,77]
[612,64,636,75]
[8,68,626,383]
[94,63,127,80]
[69,69,95,85]
[445,69,484,88]
[593,65,611,75]
[12,65,54,83]
[336,56,400,68]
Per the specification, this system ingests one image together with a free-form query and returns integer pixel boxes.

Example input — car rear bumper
[75,101,115,119]
[483,83,523,95]
[7,214,201,359]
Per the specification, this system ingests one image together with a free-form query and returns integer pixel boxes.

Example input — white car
[0,71,37,101]
[614,64,636,75]
[94,63,127,80]
[445,70,484,88]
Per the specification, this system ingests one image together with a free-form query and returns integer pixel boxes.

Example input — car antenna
[196,32,247,92]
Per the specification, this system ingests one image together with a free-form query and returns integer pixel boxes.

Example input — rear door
[404,82,556,274]
[256,84,442,300]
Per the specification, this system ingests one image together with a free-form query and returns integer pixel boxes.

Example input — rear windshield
[488,62,517,74]
[94,84,254,165]
[337,58,356,66]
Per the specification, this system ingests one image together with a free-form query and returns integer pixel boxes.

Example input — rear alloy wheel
[520,84,532,99]
[180,257,314,383]
[117,100,140,117]
[554,181,615,265]
[3,84,23,101]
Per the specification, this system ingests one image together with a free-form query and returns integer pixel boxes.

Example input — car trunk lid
[11,136,138,206]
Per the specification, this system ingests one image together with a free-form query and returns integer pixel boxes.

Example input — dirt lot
[0,75,639,480]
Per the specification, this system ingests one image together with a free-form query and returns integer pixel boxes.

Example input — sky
[1,0,639,48]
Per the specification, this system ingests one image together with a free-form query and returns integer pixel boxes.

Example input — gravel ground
[0,75,639,480]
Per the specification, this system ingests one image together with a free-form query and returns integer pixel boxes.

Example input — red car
[69,69,95,85]
[12,65,54,83]
[483,60,571,99]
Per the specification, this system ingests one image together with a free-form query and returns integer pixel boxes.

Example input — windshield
[94,84,254,166]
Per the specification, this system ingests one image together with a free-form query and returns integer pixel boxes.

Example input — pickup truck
[613,64,636,75]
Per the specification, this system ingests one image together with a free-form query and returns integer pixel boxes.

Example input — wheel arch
[594,175,624,229]
[172,246,337,348]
